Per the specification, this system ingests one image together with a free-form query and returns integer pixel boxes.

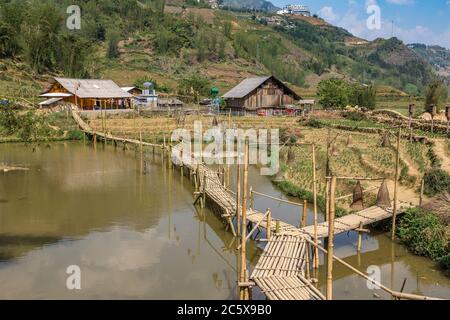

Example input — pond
[0,142,449,299]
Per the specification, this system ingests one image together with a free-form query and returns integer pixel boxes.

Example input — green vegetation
[0,102,51,143]
[317,78,376,109]
[423,168,450,197]
[0,0,443,102]
[424,79,448,112]
[397,208,449,272]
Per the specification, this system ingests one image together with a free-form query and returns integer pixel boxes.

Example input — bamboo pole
[266,209,272,240]
[326,175,337,300]
[357,221,363,252]
[325,178,330,222]
[249,186,254,209]
[301,199,307,228]
[236,162,241,238]
[202,174,206,209]
[312,144,319,269]
[239,139,250,300]
[391,127,401,241]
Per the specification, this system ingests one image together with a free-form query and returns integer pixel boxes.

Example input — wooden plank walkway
[301,202,414,238]
[251,235,325,300]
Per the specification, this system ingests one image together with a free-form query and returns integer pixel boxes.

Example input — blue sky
[272,0,450,48]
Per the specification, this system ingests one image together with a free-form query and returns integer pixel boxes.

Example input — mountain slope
[408,43,450,81]
[0,1,439,102]
[221,0,278,12]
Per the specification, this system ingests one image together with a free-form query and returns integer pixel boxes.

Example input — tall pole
[236,162,241,238]
[326,175,337,300]
[240,139,250,300]
[391,128,401,241]
[312,144,319,269]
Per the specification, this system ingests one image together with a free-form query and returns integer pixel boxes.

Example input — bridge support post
[326,175,337,300]
[266,209,272,241]
[239,139,250,301]
[391,128,401,241]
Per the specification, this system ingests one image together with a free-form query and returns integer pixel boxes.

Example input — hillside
[221,0,278,12]
[0,0,440,103]
[408,43,450,81]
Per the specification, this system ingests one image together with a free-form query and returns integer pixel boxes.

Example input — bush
[344,111,367,121]
[423,168,450,197]
[306,118,324,128]
[397,208,448,260]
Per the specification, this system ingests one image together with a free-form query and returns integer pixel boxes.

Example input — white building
[277,5,311,17]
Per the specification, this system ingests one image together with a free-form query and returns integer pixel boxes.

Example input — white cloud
[333,6,450,49]
[318,6,339,23]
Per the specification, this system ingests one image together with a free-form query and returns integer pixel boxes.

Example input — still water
[0,142,449,299]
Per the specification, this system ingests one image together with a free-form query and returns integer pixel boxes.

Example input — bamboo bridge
[71,111,439,301]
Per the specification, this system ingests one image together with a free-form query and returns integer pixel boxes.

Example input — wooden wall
[226,79,296,110]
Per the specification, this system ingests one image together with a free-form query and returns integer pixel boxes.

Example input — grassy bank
[397,207,450,276]
[273,179,348,218]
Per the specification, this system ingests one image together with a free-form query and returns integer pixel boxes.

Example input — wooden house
[222,76,302,114]
[121,86,143,96]
[40,77,133,110]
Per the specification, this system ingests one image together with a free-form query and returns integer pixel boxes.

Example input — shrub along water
[397,208,449,274]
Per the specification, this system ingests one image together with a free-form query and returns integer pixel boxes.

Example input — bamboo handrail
[236,209,270,250]
[251,190,305,207]
[335,186,378,201]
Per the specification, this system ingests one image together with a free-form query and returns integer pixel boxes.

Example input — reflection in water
[0,142,449,299]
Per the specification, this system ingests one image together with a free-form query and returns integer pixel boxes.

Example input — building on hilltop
[277,4,311,17]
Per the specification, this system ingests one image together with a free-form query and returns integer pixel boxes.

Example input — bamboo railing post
[236,162,242,238]
[325,177,330,223]
[305,242,311,279]
[357,221,363,252]
[326,175,337,300]
[239,139,250,300]
[169,138,173,169]
[391,127,401,241]
[275,220,280,234]
[312,144,319,269]
[266,209,272,240]
[301,199,307,228]
[202,174,206,209]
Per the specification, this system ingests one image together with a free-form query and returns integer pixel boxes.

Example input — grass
[397,208,449,263]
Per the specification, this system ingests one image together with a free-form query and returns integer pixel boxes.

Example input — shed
[222,75,301,112]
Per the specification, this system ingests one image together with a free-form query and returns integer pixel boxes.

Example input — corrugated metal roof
[222,76,301,100]
[39,98,62,106]
[222,76,271,99]
[39,92,73,98]
[53,78,133,99]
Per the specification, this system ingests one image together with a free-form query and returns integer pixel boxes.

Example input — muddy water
[0,142,449,299]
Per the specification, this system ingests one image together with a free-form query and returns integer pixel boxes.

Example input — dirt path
[434,139,450,173]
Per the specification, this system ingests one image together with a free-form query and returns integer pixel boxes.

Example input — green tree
[424,79,448,112]
[223,21,232,39]
[317,78,351,109]
[107,31,120,59]
[178,74,211,98]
